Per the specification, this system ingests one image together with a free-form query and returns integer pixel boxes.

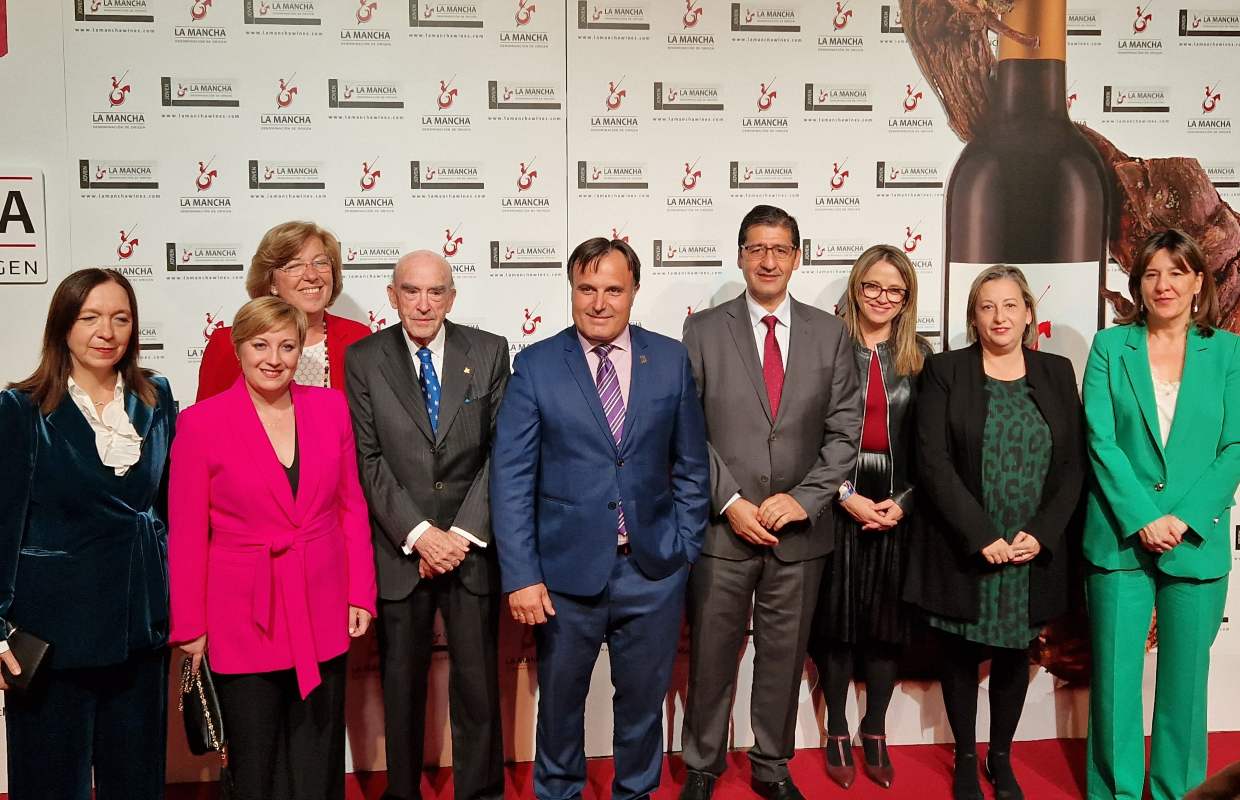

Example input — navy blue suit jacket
[491,325,710,596]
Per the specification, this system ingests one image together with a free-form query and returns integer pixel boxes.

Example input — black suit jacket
[904,344,1085,625]
[346,321,510,600]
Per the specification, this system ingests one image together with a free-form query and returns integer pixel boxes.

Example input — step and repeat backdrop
[1,0,1239,788]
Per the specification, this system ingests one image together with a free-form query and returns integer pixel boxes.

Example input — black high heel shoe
[985,749,1024,800]
[952,749,983,800]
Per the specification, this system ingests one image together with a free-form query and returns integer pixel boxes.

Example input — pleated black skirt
[817,450,911,646]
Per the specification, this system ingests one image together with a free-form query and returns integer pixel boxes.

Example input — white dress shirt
[66,375,143,476]
[399,324,488,554]
[721,292,793,514]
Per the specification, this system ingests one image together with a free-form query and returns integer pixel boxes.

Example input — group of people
[0,207,1235,800]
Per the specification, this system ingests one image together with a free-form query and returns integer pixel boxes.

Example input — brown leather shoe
[860,732,895,789]
[824,734,856,789]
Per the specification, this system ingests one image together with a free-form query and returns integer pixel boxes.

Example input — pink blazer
[169,378,377,698]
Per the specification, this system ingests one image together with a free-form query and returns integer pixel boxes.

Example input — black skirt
[816,450,911,646]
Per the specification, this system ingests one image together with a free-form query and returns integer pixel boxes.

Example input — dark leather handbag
[179,654,227,760]
[1,629,50,691]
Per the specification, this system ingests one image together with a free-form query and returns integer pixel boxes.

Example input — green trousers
[1085,566,1228,800]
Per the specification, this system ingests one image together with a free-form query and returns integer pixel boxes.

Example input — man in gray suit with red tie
[678,206,862,800]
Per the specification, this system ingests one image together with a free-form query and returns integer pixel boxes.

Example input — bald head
[392,249,454,290]
[387,249,457,346]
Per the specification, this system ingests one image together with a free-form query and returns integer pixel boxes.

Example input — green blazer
[1082,323,1240,579]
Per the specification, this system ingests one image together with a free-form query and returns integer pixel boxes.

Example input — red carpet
[19,732,1230,799]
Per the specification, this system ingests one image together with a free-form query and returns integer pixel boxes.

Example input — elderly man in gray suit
[678,206,862,800]
[345,250,508,800]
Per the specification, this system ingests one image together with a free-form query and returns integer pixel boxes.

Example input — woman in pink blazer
[169,297,376,800]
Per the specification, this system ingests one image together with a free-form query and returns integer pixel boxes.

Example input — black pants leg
[938,634,983,751]
[859,643,899,736]
[377,583,437,800]
[6,648,168,800]
[986,647,1032,751]
[216,654,349,800]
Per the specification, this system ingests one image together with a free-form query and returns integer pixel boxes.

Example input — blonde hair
[964,265,1039,348]
[839,245,925,375]
[231,297,308,352]
[245,220,343,304]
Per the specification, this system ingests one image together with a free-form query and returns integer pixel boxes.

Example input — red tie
[762,315,784,418]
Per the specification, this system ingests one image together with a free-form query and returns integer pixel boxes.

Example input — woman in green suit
[1083,228,1240,800]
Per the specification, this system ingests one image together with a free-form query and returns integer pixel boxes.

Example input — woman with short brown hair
[196,220,370,400]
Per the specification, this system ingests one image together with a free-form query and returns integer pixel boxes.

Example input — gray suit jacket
[681,293,862,562]
[345,321,510,600]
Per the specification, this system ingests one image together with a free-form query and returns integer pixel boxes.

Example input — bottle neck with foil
[993,0,1068,120]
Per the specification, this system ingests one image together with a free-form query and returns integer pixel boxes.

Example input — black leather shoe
[751,777,806,800]
[985,749,1025,800]
[952,749,983,800]
[679,770,716,800]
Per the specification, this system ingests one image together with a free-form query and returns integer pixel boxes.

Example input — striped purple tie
[594,344,628,544]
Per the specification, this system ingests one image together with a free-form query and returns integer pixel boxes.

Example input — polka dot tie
[417,347,441,433]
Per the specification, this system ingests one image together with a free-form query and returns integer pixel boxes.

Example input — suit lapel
[435,321,471,444]
[290,384,322,522]
[562,328,619,454]
[377,325,436,443]
[1163,326,1210,459]
[125,388,156,442]
[231,379,297,523]
[776,299,815,431]
[618,327,648,453]
[46,394,107,472]
[1119,326,1165,463]
[724,295,773,423]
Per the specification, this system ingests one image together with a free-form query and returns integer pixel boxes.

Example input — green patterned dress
[928,377,1050,648]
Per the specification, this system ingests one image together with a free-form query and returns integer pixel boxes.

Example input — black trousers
[377,568,503,800]
[214,653,348,800]
[5,647,169,800]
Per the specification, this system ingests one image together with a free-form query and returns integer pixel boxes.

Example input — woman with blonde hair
[196,220,370,401]
[906,265,1085,800]
[808,244,930,790]
[171,297,376,800]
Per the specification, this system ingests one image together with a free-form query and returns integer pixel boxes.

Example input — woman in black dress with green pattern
[905,266,1085,800]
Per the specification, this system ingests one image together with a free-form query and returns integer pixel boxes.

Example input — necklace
[320,316,330,388]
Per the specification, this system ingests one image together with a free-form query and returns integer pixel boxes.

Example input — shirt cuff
[0,639,9,654]
[401,520,433,556]
[450,526,488,549]
[720,492,742,515]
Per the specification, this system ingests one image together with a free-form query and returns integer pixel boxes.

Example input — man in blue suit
[492,237,710,800]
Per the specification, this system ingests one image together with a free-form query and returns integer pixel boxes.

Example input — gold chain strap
[179,658,228,765]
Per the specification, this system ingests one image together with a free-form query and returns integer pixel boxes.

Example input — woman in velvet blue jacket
[0,269,177,800]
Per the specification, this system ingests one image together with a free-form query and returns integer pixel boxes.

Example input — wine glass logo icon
[437,77,458,110]
[1202,83,1222,114]
[196,158,218,192]
[605,78,627,111]
[832,1,852,30]
[516,0,536,26]
[902,224,922,254]
[682,159,702,191]
[1132,3,1153,34]
[442,225,464,258]
[191,0,212,21]
[830,160,849,190]
[108,72,132,107]
[522,306,543,337]
[356,0,377,24]
[757,79,778,112]
[903,82,924,113]
[683,0,703,29]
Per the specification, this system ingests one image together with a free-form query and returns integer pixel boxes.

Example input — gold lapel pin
[639,355,648,364]
[463,367,472,374]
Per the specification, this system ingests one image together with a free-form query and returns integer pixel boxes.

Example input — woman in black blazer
[905,266,1085,800]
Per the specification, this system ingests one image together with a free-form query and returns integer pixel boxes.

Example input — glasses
[276,256,333,278]
[859,281,908,304]
[740,243,797,261]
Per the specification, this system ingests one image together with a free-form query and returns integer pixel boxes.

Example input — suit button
[1154,482,1165,492]
[616,459,624,467]
[608,501,618,510]
[769,434,777,443]
[759,475,769,484]
[429,448,437,456]
[434,481,445,490]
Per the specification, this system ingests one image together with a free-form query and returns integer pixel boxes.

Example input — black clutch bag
[1,629,50,691]
[179,654,227,760]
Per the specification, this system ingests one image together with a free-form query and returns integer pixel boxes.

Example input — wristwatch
[837,480,856,503]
